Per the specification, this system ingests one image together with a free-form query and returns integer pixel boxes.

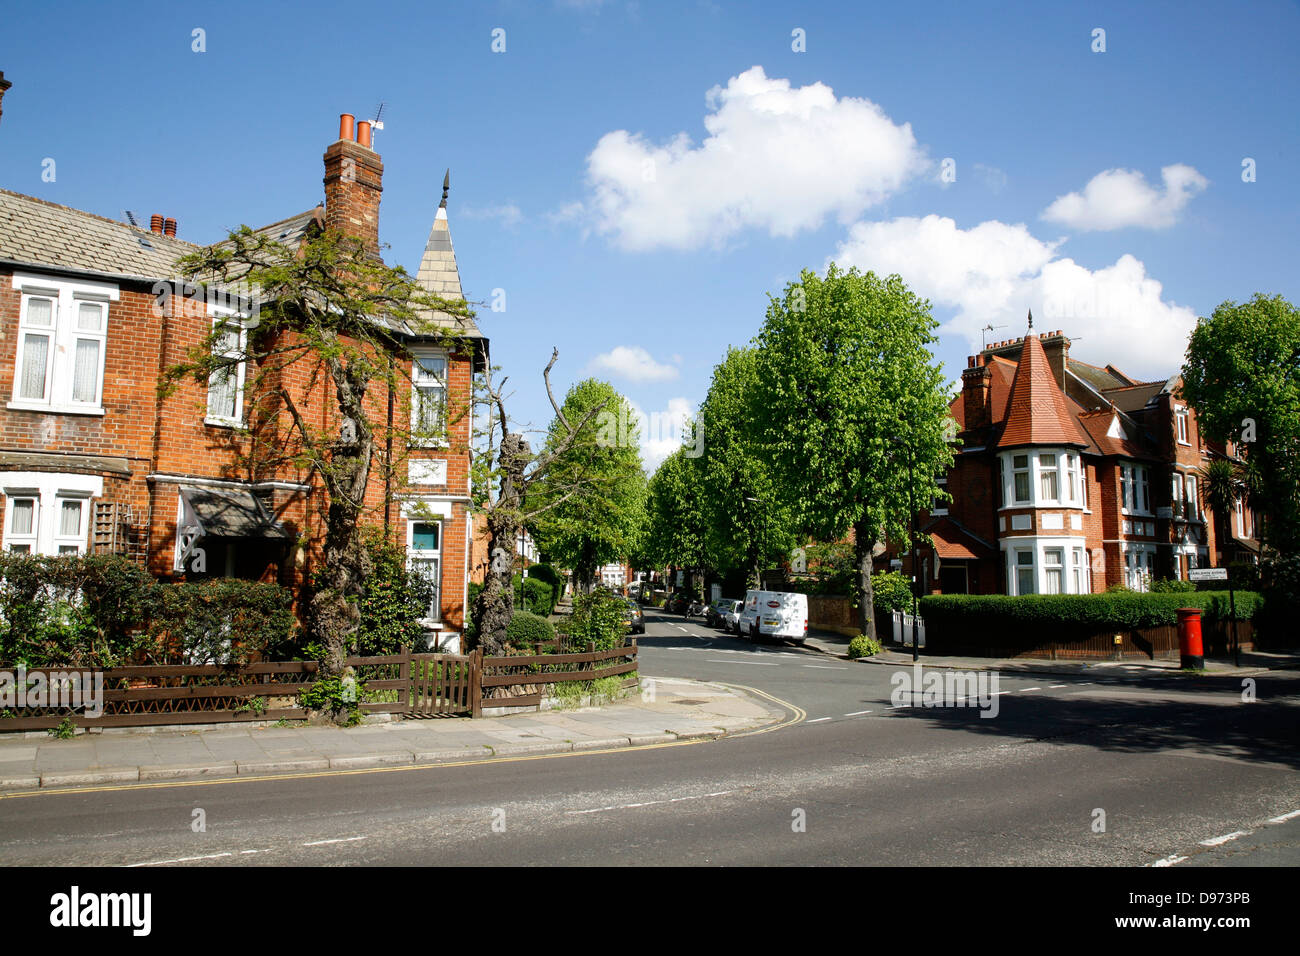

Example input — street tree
[696,347,795,586]
[639,447,712,593]
[471,352,610,655]
[167,226,474,708]
[1180,293,1300,552]
[753,265,954,640]
[529,379,647,593]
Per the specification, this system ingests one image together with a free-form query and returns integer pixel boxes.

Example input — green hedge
[0,552,294,668]
[514,574,556,617]
[506,611,555,650]
[919,590,1263,631]
[526,563,563,607]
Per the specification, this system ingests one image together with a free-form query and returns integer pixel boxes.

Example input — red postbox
[1177,607,1204,670]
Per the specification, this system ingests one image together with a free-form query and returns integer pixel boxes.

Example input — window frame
[8,273,117,415]
[1175,405,1190,445]
[1,473,102,556]
[406,518,443,622]
[409,349,449,448]
[204,310,249,428]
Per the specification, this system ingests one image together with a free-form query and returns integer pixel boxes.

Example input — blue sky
[3,0,1297,469]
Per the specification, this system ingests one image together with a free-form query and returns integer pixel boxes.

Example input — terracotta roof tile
[996,333,1090,448]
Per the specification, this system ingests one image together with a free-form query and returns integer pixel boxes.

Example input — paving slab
[0,678,780,791]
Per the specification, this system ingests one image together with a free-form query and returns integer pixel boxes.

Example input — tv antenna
[369,101,386,137]
[981,323,1007,348]
[123,210,138,228]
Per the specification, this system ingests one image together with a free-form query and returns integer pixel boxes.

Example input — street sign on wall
[1188,567,1229,581]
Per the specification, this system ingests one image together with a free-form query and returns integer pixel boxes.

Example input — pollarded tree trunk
[472,431,528,655]
[854,518,877,641]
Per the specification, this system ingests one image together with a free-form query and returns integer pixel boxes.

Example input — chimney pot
[338,113,355,142]
[163,218,177,238]
[356,120,372,148]
[150,214,164,235]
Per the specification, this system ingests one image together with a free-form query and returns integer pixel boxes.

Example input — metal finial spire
[439,169,449,209]
[1027,308,1034,331]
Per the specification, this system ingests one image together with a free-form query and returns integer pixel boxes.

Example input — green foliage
[514,575,556,617]
[529,380,646,589]
[638,448,712,576]
[466,581,483,643]
[559,588,630,651]
[48,716,76,739]
[234,696,268,716]
[526,563,563,608]
[919,591,1264,631]
[346,533,435,656]
[506,611,555,650]
[1180,293,1300,551]
[298,674,364,726]
[869,571,914,613]
[753,265,956,632]
[847,635,884,659]
[1150,578,1197,593]
[0,552,293,667]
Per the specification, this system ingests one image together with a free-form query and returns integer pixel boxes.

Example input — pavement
[799,624,1300,678]
[0,677,785,793]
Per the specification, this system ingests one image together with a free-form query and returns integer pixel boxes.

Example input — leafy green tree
[529,380,647,592]
[753,265,955,639]
[639,447,712,592]
[1180,294,1300,552]
[697,347,795,586]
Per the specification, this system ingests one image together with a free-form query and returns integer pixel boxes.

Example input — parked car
[738,589,809,645]
[720,599,743,633]
[706,598,741,630]
[665,591,693,614]
[621,598,645,635]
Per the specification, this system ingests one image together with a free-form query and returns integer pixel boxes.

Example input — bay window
[2,473,101,555]
[1000,449,1086,508]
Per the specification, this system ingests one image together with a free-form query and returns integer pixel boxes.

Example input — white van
[739,589,809,645]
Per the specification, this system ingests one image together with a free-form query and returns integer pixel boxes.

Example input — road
[1,608,1297,868]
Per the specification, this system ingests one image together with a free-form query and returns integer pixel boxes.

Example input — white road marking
[845,710,873,716]
[302,836,367,847]
[803,665,847,670]
[128,852,233,867]
[1020,687,1041,692]
[705,659,779,666]
[1049,684,1068,688]
[807,717,831,723]
[567,790,735,815]
[1199,830,1252,847]
[1151,855,1188,868]
[1268,809,1300,824]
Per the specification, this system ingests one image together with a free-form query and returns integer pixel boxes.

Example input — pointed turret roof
[414,171,483,343]
[996,327,1089,449]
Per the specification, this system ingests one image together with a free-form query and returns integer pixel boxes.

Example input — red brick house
[886,314,1232,595]
[0,113,485,648]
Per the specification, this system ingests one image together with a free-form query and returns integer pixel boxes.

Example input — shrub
[506,611,554,650]
[847,635,883,659]
[514,574,556,617]
[349,535,435,656]
[527,563,563,607]
[870,571,913,613]
[1150,578,1196,593]
[149,579,294,664]
[918,591,1264,632]
[560,588,629,651]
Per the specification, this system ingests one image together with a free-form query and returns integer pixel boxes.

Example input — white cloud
[1041,164,1208,231]
[832,214,1198,378]
[627,397,696,472]
[461,203,523,229]
[580,66,927,251]
[588,345,680,383]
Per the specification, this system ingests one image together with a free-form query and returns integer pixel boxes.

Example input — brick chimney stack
[1039,329,1070,390]
[0,72,13,129]
[961,355,992,431]
[323,112,384,258]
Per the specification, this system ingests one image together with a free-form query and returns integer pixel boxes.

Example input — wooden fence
[0,642,639,731]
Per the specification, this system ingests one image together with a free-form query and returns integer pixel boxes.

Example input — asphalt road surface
[1,608,1296,868]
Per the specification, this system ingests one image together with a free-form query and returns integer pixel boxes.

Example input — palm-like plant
[1201,458,1247,553]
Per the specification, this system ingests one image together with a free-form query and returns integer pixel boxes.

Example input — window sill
[7,401,105,417]
[409,442,450,450]
[205,417,245,429]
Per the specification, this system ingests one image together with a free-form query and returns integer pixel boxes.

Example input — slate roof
[414,204,483,341]
[0,188,196,282]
